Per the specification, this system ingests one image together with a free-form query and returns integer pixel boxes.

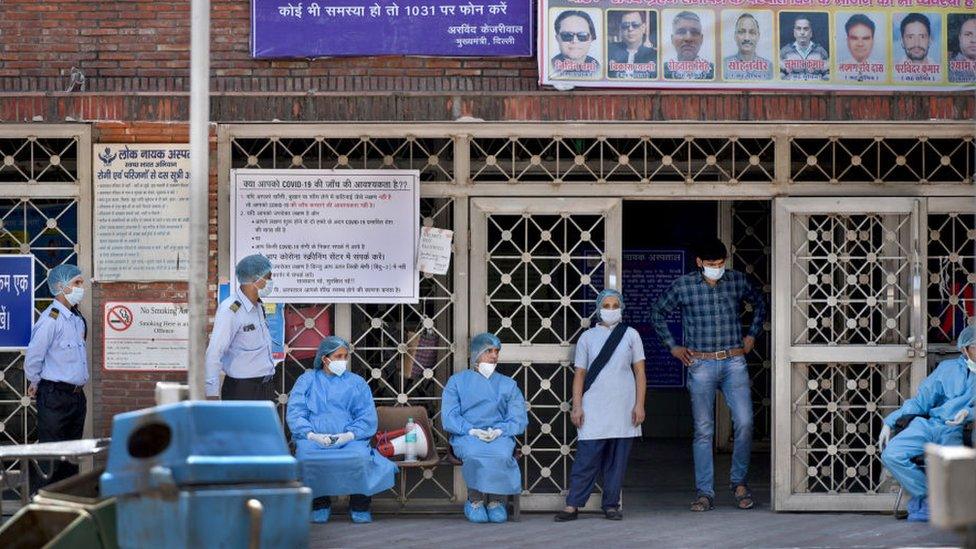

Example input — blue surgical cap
[470,332,501,365]
[595,288,625,311]
[957,325,976,351]
[236,254,272,284]
[47,264,82,296]
[315,336,350,369]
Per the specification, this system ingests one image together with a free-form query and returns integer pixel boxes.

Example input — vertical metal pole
[188,0,210,400]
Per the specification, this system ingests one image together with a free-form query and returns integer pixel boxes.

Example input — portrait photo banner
[252,0,533,57]
[538,0,976,91]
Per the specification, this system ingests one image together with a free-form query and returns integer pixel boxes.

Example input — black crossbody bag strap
[582,323,629,394]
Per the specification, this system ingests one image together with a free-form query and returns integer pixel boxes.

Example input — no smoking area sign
[103,301,189,371]
[107,305,133,332]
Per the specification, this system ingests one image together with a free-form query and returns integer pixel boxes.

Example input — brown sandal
[690,494,714,512]
[733,484,755,509]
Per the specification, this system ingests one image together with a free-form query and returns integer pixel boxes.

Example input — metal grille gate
[470,197,621,509]
[774,198,926,511]
[0,125,91,503]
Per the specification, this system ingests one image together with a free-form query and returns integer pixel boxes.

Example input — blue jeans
[688,356,753,498]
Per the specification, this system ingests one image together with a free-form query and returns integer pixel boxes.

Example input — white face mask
[964,351,976,373]
[702,266,725,281]
[477,362,496,379]
[326,359,348,376]
[600,308,622,325]
[256,279,274,299]
[64,286,84,306]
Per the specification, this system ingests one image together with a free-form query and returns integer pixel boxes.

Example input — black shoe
[604,508,623,521]
[554,509,578,522]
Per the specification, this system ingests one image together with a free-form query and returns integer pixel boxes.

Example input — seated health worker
[879,325,976,522]
[442,333,528,524]
[286,336,397,524]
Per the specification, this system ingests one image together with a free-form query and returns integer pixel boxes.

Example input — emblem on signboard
[98,147,117,166]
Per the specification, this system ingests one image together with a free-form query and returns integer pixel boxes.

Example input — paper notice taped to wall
[417,227,453,276]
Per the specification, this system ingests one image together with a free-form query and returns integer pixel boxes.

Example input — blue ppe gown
[881,356,975,497]
[287,369,397,497]
[442,370,528,495]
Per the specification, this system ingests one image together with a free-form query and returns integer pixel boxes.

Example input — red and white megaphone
[374,423,431,460]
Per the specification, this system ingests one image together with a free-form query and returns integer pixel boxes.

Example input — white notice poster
[417,227,453,275]
[231,169,420,304]
[103,301,189,371]
[94,144,190,281]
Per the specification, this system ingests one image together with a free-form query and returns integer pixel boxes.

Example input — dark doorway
[620,199,772,509]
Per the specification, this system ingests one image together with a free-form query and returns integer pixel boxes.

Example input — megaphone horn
[374,424,430,460]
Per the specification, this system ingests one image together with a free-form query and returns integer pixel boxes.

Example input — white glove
[877,425,891,451]
[308,432,335,447]
[946,409,970,426]
[334,432,355,447]
[485,428,502,442]
[468,429,491,442]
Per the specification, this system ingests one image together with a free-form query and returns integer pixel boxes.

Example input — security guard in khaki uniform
[25,264,89,486]
[205,254,276,400]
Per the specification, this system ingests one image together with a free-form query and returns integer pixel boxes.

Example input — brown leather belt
[690,348,746,360]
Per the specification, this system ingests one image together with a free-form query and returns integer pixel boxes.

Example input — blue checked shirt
[651,270,767,352]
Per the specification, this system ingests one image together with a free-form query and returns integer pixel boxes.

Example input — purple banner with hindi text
[252,0,533,58]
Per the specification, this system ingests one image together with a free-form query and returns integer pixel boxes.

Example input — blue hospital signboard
[623,250,685,389]
[0,255,35,350]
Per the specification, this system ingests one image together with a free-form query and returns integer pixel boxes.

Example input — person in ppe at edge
[879,325,976,522]
[25,264,89,489]
[555,289,646,522]
[442,333,528,524]
[287,336,397,524]
[205,254,276,400]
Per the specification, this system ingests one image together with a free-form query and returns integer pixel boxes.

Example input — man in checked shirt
[651,238,767,513]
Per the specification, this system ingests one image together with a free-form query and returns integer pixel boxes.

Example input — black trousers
[312,494,371,512]
[32,380,87,491]
[221,375,274,401]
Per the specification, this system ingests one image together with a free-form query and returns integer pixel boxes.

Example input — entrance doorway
[469,196,773,510]
[620,200,772,508]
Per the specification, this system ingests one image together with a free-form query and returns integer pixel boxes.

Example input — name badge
[243,324,256,332]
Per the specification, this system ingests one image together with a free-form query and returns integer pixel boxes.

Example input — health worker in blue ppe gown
[442,333,528,524]
[25,264,89,488]
[205,254,276,400]
[287,336,397,524]
[879,325,976,522]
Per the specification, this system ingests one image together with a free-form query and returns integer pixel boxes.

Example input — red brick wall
[0,0,536,90]
[88,122,217,437]
[0,1,971,121]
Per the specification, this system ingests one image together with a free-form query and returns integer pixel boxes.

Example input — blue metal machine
[100,401,310,548]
